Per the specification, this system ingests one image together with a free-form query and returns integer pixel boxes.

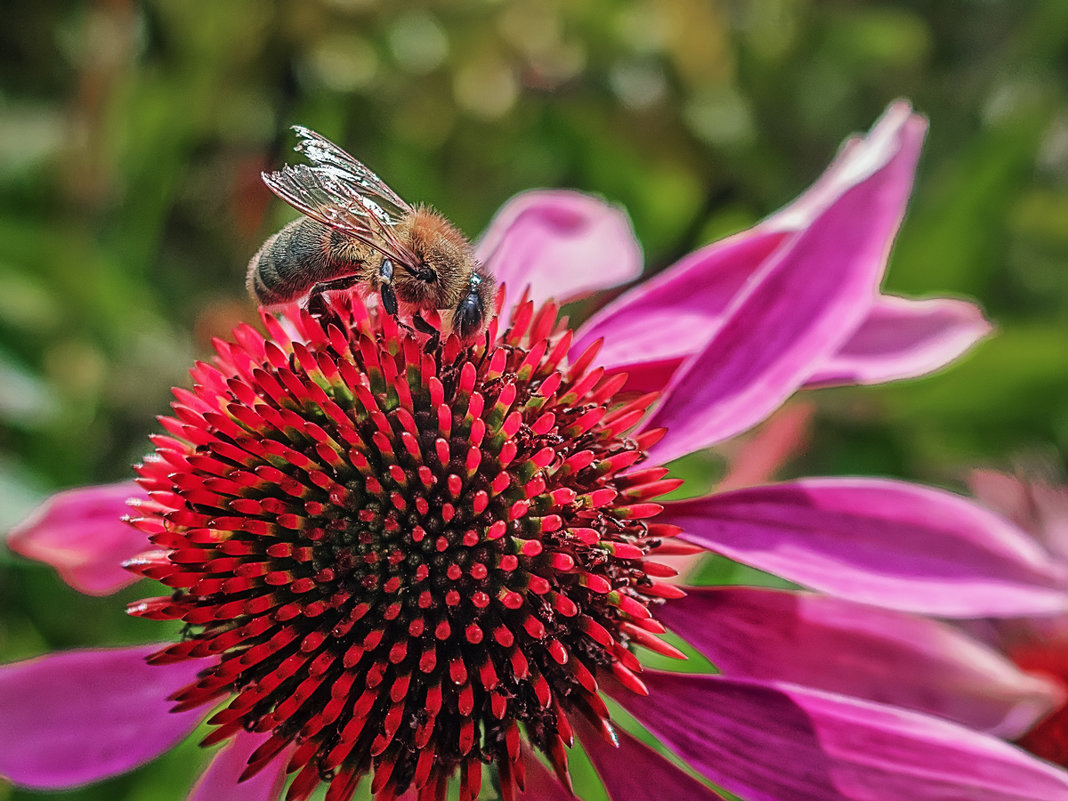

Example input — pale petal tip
[476,189,643,317]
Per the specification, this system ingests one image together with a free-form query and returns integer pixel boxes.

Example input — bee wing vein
[262,163,417,270]
[292,126,411,216]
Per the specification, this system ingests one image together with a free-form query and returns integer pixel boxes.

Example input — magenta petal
[475,189,642,313]
[807,295,992,387]
[574,101,922,402]
[659,586,1061,737]
[764,103,916,232]
[580,722,726,801]
[573,228,787,386]
[7,481,147,595]
[663,478,1068,617]
[618,671,1068,801]
[614,291,992,396]
[187,732,289,801]
[642,112,927,464]
[0,645,205,789]
[718,402,814,492]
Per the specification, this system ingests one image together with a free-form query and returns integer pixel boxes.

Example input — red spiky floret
[126,291,684,801]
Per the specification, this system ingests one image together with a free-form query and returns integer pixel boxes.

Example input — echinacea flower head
[127,294,680,801]
[8,101,1068,801]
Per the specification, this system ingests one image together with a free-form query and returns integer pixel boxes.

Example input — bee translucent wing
[262,163,418,269]
[261,128,418,270]
[292,126,411,219]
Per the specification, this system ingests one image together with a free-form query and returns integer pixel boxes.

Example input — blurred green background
[1,0,1067,799]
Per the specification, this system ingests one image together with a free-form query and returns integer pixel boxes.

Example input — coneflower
[127,291,685,801]
[7,102,1068,801]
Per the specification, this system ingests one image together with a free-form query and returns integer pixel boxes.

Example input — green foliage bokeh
[1,1,1067,799]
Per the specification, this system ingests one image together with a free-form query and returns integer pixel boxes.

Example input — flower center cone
[125,291,688,801]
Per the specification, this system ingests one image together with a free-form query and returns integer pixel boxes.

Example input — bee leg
[376,259,422,339]
[376,281,416,340]
[412,313,440,352]
[473,329,496,370]
[412,314,437,335]
[380,283,398,317]
[307,274,360,318]
[378,258,399,317]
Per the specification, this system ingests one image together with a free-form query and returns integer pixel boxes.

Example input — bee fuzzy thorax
[392,206,477,309]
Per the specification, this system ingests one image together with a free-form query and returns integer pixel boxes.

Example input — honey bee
[247,126,497,340]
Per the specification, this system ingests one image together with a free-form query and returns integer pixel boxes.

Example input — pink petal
[618,671,1068,801]
[187,732,290,801]
[659,586,1061,737]
[662,478,1068,617]
[573,228,787,387]
[574,101,922,400]
[475,189,643,315]
[764,102,917,231]
[0,645,205,789]
[806,295,992,387]
[7,482,147,595]
[717,401,814,492]
[580,720,726,801]
[642,110,927,464]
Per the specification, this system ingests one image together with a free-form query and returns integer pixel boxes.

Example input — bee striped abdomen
[247,218,363,306]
